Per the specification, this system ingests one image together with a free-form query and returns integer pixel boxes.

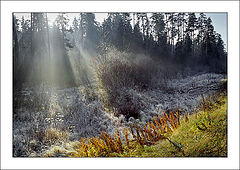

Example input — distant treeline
[13,12,227,88]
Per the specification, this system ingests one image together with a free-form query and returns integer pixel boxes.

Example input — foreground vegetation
[123,94,227,157]
[43,92,227,157]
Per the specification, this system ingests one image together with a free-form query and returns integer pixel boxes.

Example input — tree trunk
[46,13,51,60]
[133,12,135,27]
[31,13,33,58]
[13,14,19,86]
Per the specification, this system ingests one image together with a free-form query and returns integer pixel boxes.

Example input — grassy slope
[111,95,227,157]
[44,94,227,157]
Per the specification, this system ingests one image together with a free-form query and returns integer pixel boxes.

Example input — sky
[205,13,227,48]
[15,12,227,47]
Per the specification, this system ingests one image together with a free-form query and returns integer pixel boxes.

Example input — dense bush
[93,49,156,118]
[95,50,155,89]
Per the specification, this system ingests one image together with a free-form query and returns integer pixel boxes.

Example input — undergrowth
[93,50,156,119]
[127,93,227,157]
[44,92,227,157]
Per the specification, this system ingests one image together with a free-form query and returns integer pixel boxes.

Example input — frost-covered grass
[43,93,227,157]
[13,73,227,157]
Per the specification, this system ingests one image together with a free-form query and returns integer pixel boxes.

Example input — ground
[13,73,227,157]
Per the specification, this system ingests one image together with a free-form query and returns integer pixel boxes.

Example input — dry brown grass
[66,109,180,157]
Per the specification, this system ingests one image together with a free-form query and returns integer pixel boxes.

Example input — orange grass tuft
[124,128,130,149]
[69,109,181,157]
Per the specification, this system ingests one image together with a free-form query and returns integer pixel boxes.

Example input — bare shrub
[93,49,155,118]
[94,49,155,89]
[110,88,142,120]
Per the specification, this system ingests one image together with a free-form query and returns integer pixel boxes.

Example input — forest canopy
[13,12,227,89]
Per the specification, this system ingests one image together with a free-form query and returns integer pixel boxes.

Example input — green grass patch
[118,95,227,157]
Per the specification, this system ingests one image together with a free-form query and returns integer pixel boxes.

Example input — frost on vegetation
[13,73,226,157]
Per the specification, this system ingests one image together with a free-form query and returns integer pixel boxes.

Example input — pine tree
[13,14,20,87]
[151,13,168,57]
